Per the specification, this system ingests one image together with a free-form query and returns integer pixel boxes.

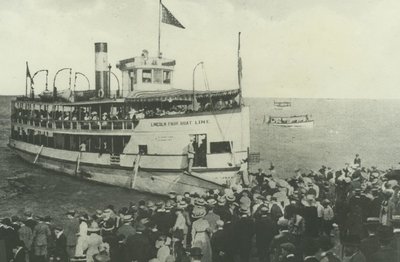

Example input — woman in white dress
[191,206,212,262]
[86,225,103,262]
[75,214,89,258]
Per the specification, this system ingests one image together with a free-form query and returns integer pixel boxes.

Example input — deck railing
[12,117,137,131]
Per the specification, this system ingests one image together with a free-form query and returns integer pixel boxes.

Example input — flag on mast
[161,3,185,29]
[26,61,34,85]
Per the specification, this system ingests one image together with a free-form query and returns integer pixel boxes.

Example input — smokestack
[95,43,109,98]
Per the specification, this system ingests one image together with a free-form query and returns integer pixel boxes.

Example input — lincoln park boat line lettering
[8,2,251,196]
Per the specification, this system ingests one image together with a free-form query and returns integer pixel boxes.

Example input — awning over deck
[125,88,240,102]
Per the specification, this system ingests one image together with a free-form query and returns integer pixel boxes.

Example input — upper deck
[11,88,241,135]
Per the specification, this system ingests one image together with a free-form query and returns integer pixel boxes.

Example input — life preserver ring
[98,89,104,98]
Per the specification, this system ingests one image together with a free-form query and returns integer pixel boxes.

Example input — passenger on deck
[187,137,195,174]
[79,142,86,152]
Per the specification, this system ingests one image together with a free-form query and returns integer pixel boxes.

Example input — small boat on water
[273,100,291,109]
[266,114,314,128]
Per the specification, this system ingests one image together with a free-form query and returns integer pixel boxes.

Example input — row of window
[129,69,171,88]
[11,128,130,154]
[11,128,232,155]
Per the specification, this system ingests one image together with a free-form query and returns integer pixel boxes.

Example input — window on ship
[129,70,137,91]
[142,70,152,83]
[210,141,232,154]
[138,145,147,155]
[190,134,207,167]
[153,69,162,84]
[163,70,171,84]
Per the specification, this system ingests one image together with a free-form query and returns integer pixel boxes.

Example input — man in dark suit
[125,223,151,262]
[343,235,366,262]
[23,212,38,232]
[1,218,19,261]
[10,240,26,262]
[63,210,79,259]
[255,206,277,262]
[391,215,400,255]
[372,225,398,262]
[360,217,380,262]
[280,242,297,262]
[52,226,68,262]
[211,220,226,262]
[233,207,254,262]
[214,197,231,223]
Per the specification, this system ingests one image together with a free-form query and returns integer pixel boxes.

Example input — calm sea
[1,96,399,217]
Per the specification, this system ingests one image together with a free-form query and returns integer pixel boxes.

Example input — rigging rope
[200,64,236,166]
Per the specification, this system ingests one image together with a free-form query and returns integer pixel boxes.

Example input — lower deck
[9,139,245,195]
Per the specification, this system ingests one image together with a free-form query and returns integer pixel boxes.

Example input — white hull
[9,139,242,195]
[270,120,314,128]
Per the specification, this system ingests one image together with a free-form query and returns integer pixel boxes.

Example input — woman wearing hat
[172,201,188,247]
[191,206,212,262]
[75,214,89,258]
[86,225,103,262]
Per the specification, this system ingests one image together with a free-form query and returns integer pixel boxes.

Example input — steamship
[8,42,250,195]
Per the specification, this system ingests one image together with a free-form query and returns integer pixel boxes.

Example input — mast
[158,0,161,57]
[25,62,28,97]
[238,32,243,106]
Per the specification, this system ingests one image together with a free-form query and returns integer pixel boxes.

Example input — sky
[1,0,400,99]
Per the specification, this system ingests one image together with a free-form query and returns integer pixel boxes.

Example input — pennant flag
[161,3,185,29]
[26,61,34,85]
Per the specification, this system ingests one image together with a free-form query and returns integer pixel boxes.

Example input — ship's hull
[269,120,314,128]
[9,139,240,195]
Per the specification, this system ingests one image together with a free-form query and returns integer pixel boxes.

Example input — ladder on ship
[110,154,121,166]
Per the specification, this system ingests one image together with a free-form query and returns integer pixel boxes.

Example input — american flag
[161,3,185,29]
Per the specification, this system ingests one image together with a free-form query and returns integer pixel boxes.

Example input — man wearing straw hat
[116,214,135,244]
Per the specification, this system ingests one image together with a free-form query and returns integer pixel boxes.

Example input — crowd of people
[2,154,400,262]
